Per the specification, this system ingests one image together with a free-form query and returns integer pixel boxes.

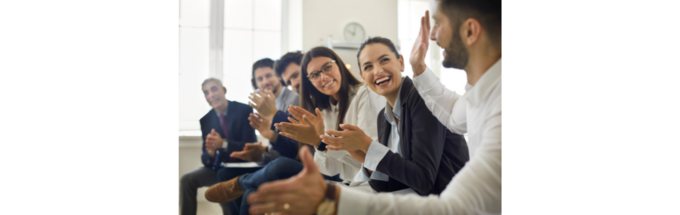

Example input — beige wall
[302,0,398,79]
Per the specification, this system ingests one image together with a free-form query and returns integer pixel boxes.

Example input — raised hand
[248,90,278,120]
[410,10,431,77]
[249,113,276,141]
[248,147,328,215]
[230,141,266,162]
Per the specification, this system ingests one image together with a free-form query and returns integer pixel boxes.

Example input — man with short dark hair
[274,51,304,93]
[179,78,257,215]
[246,0,502,214]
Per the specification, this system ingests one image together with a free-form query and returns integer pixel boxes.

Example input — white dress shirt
[338,59,502,215]
[314,84,385,185]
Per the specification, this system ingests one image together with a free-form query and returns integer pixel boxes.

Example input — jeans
[237,157,304,215]
[216,166,263,215]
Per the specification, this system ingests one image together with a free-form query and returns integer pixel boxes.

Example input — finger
[320,135,343,146]
[248,101,257,109]
[249,202,278,215]
[255,90,266,98]
[287,117,300,125]
[326,145,345,151]
[211,128,216,134]
[315,108,323,121]
[298,146,319,174]
[325,129,343,137]
[425,10,430,30]
[339,123,361,131]
[230,151,245,159]
[258,141,263,146]
[302,115,315,128]
[278,131,296,141]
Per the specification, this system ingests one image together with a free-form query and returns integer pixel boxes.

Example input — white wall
[302,0,398,79]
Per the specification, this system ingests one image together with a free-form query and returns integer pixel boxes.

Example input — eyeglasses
[307,60,336,82]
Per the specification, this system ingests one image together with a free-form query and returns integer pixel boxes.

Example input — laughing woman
[320,37,470,195]
[275,46,385,186]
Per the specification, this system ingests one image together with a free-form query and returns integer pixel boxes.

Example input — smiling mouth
[323,80,335,88]
[374,76,391,87]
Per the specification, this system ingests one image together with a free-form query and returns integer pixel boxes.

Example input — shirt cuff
[352,167,372,183]
[337,186,373,215]
[222,139,228,150]
[364,140,390,171]
[412,67,439,92]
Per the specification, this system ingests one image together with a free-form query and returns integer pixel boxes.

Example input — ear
[462,18,482,46]
[222,87,227,95]
[398,55,405,72]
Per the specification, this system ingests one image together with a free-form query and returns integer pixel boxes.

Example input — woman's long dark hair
[299,46,362,130]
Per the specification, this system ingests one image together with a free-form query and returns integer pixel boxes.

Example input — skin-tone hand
[275,106,325,147]
[230,141,266,162]
[249,113,278,143]
[321,124,372,163]
[288,106,325,135]
[410,10,431,77]
[248,147,329,215]
[206,129,224,157]
[248,90,278,120]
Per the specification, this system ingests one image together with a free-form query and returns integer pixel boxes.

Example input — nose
[430,25,437,41]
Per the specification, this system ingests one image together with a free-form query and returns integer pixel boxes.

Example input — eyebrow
[312,61,332,74]
[363,54,389,66]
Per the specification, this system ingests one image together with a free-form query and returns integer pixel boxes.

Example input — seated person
[321,36,469,195]
[248,2,502,214]
[205,47,385,215]
[179,78,257,215]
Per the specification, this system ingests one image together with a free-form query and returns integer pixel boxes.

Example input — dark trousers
[236,157,304,215]
[180,167,230,215]
[216,165,263,215]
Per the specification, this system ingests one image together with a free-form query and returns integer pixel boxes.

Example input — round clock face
[344,22,366,43]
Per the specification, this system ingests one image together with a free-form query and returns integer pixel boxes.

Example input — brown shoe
[205,176,244,203]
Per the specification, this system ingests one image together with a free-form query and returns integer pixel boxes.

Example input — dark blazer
[368,77,470,195]
[269,110,300,159]
[200,100,257,171]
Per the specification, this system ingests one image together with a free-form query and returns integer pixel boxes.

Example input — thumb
[211,128,216,133]
[315,108,323,120]
[299,147,318,175]
[257,141,263,146]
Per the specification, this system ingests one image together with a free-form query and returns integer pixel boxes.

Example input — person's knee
[180,172,193,187]
[265,157,302,179]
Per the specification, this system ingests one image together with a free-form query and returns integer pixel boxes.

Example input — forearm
[412,67,466,134]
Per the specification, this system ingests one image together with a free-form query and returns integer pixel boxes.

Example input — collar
[275,87,289,104]
[384,76,407,124]
[466,58,501,107]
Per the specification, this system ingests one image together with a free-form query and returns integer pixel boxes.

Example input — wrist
[412,64,426,76]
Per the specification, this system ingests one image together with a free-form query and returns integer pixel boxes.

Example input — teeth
[323,80,334,88]
[375,76,391,85]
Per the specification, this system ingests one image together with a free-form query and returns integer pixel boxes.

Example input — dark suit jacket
[269,111,301,160]
[200,100,257,171]
[368,77,470,195]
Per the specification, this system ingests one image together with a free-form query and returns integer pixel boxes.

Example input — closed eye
[364,65,373,71]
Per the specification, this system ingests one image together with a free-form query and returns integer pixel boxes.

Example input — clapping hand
[248,90,278,120]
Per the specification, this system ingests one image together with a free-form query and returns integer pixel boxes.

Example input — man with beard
[245,0,502,214]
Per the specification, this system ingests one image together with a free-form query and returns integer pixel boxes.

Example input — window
[179,0,283,132]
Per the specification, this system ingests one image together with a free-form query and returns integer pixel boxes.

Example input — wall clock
[343,22,366,43]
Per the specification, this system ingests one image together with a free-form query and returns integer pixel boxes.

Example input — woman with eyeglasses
[274,46,385,186]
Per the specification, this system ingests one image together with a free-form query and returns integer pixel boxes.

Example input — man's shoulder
[200,109,215,121]
[229,100,253,112]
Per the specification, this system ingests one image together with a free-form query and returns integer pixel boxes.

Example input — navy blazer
[368,77,470,195]
[269,111,300,159]
[199,100,257,171]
